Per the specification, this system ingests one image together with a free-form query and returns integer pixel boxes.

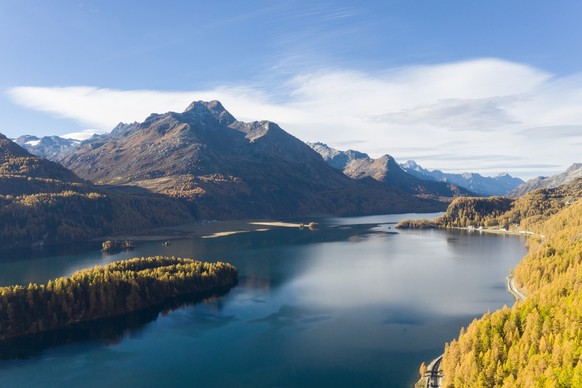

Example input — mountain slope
[0,134,192,249]
[62,101,444,218]
[400,160,524,196]
[309,142,473,199]
[509,163,582,197]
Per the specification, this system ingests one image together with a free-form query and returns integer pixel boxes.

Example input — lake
[0,213,527,387]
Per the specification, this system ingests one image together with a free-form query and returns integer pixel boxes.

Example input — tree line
[0,186,193,249]
[399,177,582,232]
[0,256,237,340]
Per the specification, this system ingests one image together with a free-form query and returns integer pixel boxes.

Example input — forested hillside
[398,178,582,232]
[437,178,582,231]
[0,134,192,249]
[441,199,582,387]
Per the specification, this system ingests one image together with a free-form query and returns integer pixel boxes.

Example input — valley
[1,102,580,387]
[2,3,580,387]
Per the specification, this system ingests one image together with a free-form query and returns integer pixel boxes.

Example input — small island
[0,256,238,340]
[102,239,135,252]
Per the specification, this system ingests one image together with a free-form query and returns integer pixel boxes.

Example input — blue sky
[1,1,581,179]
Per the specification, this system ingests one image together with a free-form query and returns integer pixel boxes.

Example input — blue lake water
[0,213,527,387]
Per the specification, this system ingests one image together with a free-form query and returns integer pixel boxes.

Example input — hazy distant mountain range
[308,142,473,198]
[309,142,523,197]
[508,163,582,197]
[14,135,82,162]
[399,160,524,196]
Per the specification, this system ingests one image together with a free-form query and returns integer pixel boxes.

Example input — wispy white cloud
[371,98,518,131]
[6,85,298,130]
[61,129,107,141]
[6,58,582,179]
[519,125,582,138]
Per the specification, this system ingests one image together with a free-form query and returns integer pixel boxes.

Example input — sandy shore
[249,221,303,228]
[101,220,308,241]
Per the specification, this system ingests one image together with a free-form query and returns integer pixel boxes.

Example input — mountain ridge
[13,127,523,198]
[509,162,582,197]
[400,160,524,196]
[14,135,82,162]
[61,101,446,219]
[309,142,474,199]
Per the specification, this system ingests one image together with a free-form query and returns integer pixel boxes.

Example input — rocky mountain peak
[401,160,419,170]
[182,100,236,127]
[378,154,399,166]
[307,142,369,170]
[111,122,140,136]
[183,100,225,113]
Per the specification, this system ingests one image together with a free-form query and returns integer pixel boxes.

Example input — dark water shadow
[0,241,102,263]
[0,285,236,361]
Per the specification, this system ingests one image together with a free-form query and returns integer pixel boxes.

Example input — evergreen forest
[437,186,582,386]
[0,257,238,340]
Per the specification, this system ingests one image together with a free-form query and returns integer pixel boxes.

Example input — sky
[1,1,581,180]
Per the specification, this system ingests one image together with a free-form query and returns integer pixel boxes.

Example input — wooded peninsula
[0,256,238,340]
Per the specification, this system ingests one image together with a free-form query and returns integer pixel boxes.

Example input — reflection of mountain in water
[0,286,235,360]
[203,221,398,253]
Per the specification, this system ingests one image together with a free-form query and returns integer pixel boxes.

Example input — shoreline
[99,219,307,242]
[454,226,535,237]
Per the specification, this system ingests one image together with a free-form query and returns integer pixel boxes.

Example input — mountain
[62,101,444,218]
[13,133,110,162]
[14,132,114,162]
[400,160,524,196]
[309,142,473,199]
[509,163,582,197]
[1,134,84,193]
[307,142,369,170]
[0,133,192,249]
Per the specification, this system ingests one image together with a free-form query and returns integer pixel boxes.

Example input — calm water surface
[0,213,527,387]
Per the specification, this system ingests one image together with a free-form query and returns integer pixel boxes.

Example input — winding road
[507,274,527,301]
[424,355,443,388]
